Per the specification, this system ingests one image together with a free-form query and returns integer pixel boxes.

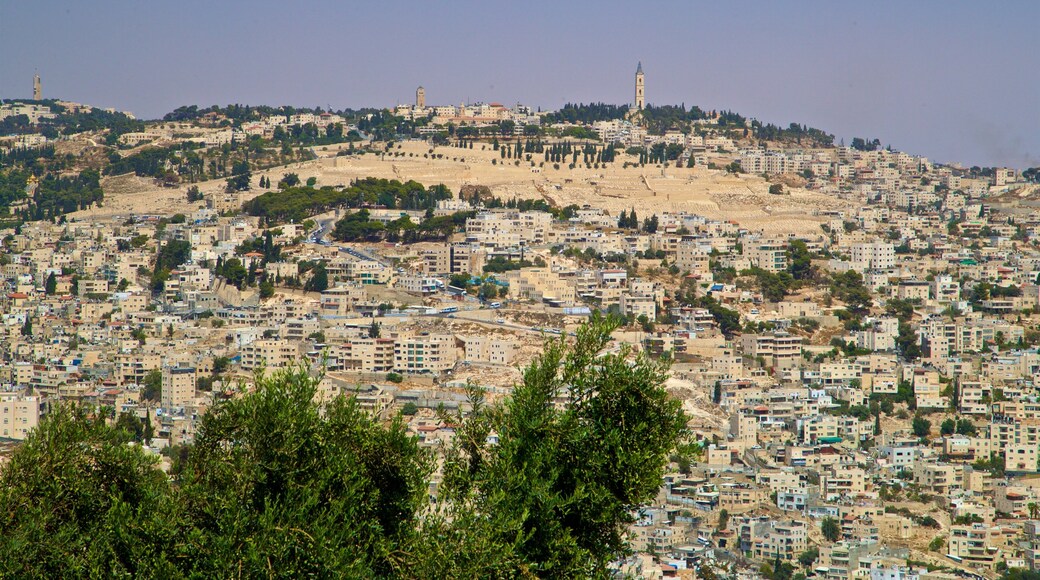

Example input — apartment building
[330,338,396,373]
[0,392,41,440]
[745,241,788,273]
[162,366,197,409]
[742,332,804,369]
[394,333,456,374]
[240,339,302,371]
[948,524,1001,568]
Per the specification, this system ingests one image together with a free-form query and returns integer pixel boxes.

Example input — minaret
[634,62,644,110]
[416,86,425,108]
[33,74,41,100]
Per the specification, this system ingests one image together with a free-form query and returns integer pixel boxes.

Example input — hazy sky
[2,0,1038,168]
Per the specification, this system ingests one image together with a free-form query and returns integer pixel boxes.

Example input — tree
[369,320,381,338]
[115,411,151,443]
[912,415,931,438]
[717,508,730,533]
[430,315,690,577]
[44,272,57,295]
[798,547,819,568]
[175,365,430,577]
[769,183,784,195]
[897,321,921,360]
[0,319,692,577]
[956,418,977,436]
[821,516,841,542]
[142,369,162,402]
[941,418,955,436]
[258,280,274,299]
[0,404,178,576]
[212,356,231,375]
[787,240,813,281]
[225,160,251,192]
[401,402,418,415]
[20,317,32,338]
[304,264,328,292]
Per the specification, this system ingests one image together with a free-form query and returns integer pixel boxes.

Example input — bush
[386,372,404,383]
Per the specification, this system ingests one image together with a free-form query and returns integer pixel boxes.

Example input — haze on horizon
[1,0,1038,169]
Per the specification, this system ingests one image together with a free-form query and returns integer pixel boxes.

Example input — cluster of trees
[885,298,922,360]
[332,209,472,244]
[940,417,978,436]
[482,257,534,274]
[830,270,872,319]
[0,165,104,220]
[541,102,630,125]
[754,122,834,147]
[52,107,144,143]
[0,318,689,577]
[244,178,453,226]
[149,239,192,295]
[850,137,883,152]
[639,104,708,134]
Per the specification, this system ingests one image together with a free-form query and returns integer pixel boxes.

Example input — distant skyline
[2,0,1038,169]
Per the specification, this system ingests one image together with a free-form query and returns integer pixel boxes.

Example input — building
[0,392,40,440]
[240,339,301,371]
[394,333,456,374]
[332,338,396,373]
[161,366,196,409]
[416,86,425,108]
[634,62,645,110]
[947,524,1001,568]
[33,74,41,100]
[746,241,788,273]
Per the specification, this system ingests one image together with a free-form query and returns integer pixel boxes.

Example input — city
[2,3,1040,578]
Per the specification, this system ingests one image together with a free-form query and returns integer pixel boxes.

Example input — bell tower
[634,62,644,110]
[416,86,425,108]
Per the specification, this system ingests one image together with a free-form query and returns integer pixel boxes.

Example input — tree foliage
[0,319,688,577]
[432,316,690,576]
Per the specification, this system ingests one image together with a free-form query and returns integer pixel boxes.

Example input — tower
[634,62,644,110]
[416,86,425,108]
[33,74,41,100]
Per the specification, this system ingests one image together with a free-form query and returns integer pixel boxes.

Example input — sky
[2,0,1038,169]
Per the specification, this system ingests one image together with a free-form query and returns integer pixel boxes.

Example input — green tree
[798,547,819,568]
[787,240,813,281]
[175,365,431,577]
[0,404,178,576]
[940,418,955,436]
[142,369,162,402]
[821,516,841,542]
[429,315,690,577]
[44,272,57,295]
[20,317,32,337]
[912,415,931,438]
[304,264,328,292]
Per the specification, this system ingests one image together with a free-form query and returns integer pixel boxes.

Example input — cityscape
[2,2,1040,578]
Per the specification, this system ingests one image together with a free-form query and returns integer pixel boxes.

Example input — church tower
[634,62,644,110]
[33,74,41,101]
[416,86,425,108]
